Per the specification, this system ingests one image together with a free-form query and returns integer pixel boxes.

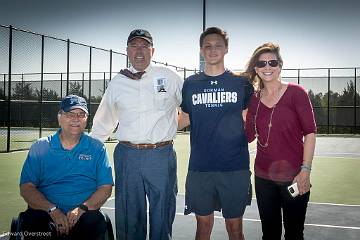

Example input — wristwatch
[78,203,88,212]
[47,205,58,213]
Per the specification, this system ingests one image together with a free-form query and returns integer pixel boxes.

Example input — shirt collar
[50,129,89,150]
[129,64,153,74]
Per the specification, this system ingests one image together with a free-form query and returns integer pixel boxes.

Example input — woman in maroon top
[244,42,316,240]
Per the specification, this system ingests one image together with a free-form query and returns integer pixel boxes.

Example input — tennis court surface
[100,193,360,240]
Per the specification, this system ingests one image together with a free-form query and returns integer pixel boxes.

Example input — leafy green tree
[36,88,59,101]
[337,81,360,106]
[318,90,340,129]
[68,82,84,98]
[12,82,37,100]
[334,81,360,133]
[0,87,5,99]
[308,90,327,128]
[321,90,340,107]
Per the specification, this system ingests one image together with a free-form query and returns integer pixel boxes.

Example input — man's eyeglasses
[255,60,279,68]
[61,111,88,119]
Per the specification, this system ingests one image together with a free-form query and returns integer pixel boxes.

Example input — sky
[1,0,359,71]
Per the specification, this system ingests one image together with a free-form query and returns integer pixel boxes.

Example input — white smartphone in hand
[287,182,299,197]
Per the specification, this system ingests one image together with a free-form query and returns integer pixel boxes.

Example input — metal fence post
[88,46,92,132]
[66,39,70,95]
[297,69,300,85]
[60,73,63,98]
[354,68,357,134]
[21,74,24,127]
[327,68,331,134]
[109,49,112,82]
[82,72,84,96]
[39,35,44,138]
[6,25,13,152]
[103,72,106,94]
[3,74,5,97]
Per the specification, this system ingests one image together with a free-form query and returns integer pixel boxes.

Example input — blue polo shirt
[20,129,113,213]
[181,70,254,171]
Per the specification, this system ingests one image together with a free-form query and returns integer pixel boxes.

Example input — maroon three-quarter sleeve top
[245,83,317,182]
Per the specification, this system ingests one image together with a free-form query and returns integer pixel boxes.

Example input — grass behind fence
[1,134,360,232]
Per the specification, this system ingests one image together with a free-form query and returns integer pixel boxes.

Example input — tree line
[0,80,359,133]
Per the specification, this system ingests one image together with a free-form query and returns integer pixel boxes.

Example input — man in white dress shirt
[91,29,183,240]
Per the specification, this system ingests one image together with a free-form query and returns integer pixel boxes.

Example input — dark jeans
[255,176,310,240]
[21,208,107,240]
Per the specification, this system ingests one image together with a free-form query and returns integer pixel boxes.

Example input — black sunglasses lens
[268,60,279,67]
[255,61,267,68]
[256,60,279,68]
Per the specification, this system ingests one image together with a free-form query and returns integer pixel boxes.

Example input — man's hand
[177,108,190,130]
[49,208,70,235]
[67,207,86,229]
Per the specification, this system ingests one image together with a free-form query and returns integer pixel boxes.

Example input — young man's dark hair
[199,27,229,48]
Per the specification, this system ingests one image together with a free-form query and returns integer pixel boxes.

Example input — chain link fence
[0,25,359,152]
[0,25,197,152]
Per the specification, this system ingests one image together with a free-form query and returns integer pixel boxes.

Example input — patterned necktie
[120,69,146,80]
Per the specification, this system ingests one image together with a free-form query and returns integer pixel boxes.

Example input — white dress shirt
[90,64,183,144]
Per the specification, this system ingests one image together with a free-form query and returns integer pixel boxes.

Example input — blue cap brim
[63,106,88,114]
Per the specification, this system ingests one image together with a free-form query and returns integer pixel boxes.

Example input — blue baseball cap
[60,95,88,113]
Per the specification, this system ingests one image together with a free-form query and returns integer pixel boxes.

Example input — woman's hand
[293,169,311,195]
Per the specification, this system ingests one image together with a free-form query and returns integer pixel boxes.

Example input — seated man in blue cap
[19,94,113,240]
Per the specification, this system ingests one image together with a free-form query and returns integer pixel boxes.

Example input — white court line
[106,196,360,207]
[188,213,360,230]
[314,154,359,159]
[304,223,360,230]
[309,202,360,207]
[315,152,360,156]
[249,149,360,158]
[99,207,360,231]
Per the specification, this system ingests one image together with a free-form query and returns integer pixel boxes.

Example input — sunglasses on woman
[255,60,279,68]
